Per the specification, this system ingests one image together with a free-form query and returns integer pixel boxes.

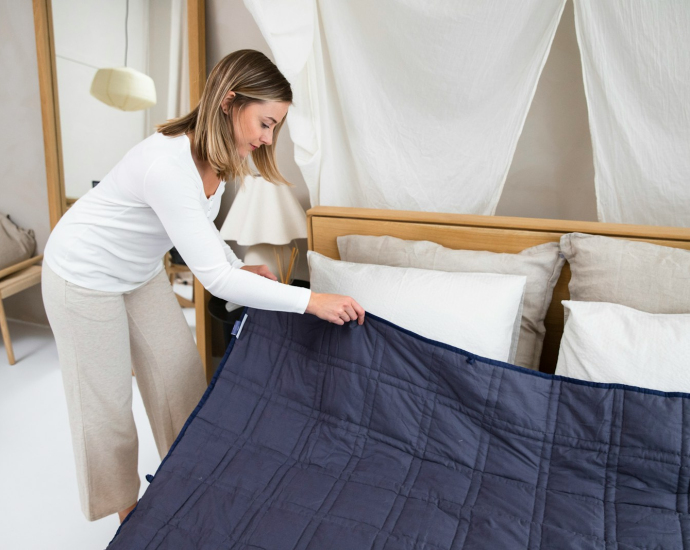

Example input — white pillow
[308,251,527,363]
[555,300,690,393]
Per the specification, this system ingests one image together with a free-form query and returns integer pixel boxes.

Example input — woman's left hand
[241,264,278,281]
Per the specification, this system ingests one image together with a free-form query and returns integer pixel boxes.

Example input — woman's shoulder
[130,132,195,173]
[135,133,204,196]
[139,131,188,158]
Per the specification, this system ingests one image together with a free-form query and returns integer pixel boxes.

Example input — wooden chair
[0,255,43,365]
[164,252,195,308]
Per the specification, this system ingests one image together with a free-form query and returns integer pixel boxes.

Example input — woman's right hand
[306,292,365,326]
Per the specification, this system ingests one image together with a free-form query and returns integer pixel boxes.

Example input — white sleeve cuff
[296,288,311,314]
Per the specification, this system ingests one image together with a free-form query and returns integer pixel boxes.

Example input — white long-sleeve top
[44,132,311,313]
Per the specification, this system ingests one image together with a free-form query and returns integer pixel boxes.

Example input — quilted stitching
[109,309,690,550]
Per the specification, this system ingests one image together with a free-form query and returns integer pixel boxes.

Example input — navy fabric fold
[109,308,690,549]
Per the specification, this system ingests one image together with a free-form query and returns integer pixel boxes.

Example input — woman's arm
[143,157,309,313]
[214,230,244,269]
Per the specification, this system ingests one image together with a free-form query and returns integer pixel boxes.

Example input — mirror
[33,0,205,224]
[52,0,189,203]
[33,0,212,374]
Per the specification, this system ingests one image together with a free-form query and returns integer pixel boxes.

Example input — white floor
[0,284,195,550]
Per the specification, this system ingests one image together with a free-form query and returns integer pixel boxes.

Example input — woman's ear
[221,91,236,115]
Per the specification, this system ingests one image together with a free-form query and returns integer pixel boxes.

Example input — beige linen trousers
[42,264,206,521]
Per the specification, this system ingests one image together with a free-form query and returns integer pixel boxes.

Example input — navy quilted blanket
[109,308,690,549]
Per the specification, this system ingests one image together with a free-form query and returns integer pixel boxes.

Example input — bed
[306,206,690,373]
[109,206,690,549]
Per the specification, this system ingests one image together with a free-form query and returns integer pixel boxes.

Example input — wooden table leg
[0,299,15,365]
[194,278,213,384]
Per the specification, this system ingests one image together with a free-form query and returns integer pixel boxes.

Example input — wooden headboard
[307,206,690,373]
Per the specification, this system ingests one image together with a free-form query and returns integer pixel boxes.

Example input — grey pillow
[0,213,36,273]
[560,232,690,313]
[337,235,565,370]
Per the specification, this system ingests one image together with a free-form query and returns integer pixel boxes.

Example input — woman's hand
[241,264,278,281]
[306,292,365,326]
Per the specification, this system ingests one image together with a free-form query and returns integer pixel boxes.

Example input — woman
[42,50,364,523]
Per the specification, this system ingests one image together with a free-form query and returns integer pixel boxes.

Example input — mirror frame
[32,0,214,379]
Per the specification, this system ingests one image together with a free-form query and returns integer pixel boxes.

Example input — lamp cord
[56,54,99,70]
[124,0,129,67]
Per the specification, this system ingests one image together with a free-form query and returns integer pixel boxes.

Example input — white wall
[0,0,52,324]
[206,0,597,281]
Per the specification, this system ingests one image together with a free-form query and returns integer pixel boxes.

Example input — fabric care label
[231,313,249,340]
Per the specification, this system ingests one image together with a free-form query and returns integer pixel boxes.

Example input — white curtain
[245,0,567,214]
[574,0,690,227]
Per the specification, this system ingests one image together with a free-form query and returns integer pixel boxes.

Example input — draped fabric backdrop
[244,0,689,225]
[574,0,690,227]
[245,0,567,214]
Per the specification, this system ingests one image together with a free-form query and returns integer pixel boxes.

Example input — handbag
[0,213,36,273]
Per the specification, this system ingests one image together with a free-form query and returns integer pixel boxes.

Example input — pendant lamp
[90,67,156,111]
[89,0,156,112]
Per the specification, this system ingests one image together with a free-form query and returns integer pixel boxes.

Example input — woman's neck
[187,132,221,198]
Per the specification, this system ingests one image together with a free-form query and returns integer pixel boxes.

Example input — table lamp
[220,175,307,309]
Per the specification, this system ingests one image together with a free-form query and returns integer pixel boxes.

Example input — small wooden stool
[164,252,195,308]
[0,255,43,365]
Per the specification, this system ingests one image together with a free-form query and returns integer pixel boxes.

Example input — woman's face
[231,99,289,158]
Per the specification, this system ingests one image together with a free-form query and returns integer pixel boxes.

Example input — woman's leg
[42,265,140,521]
[118,502,137,523]
[124,270,206,459]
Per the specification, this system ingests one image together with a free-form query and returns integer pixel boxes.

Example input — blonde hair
[158,50,292,184]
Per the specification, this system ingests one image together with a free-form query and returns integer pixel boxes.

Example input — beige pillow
[337,235,565,370]
[560,233,690,313]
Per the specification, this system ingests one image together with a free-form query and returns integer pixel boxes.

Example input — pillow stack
[336,235,565,370]
[308,251,527,363]
[556,233,690,393]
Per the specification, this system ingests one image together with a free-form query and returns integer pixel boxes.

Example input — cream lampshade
[220,175,307,246]
[220,175,307,311]
[90,67,157,112]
